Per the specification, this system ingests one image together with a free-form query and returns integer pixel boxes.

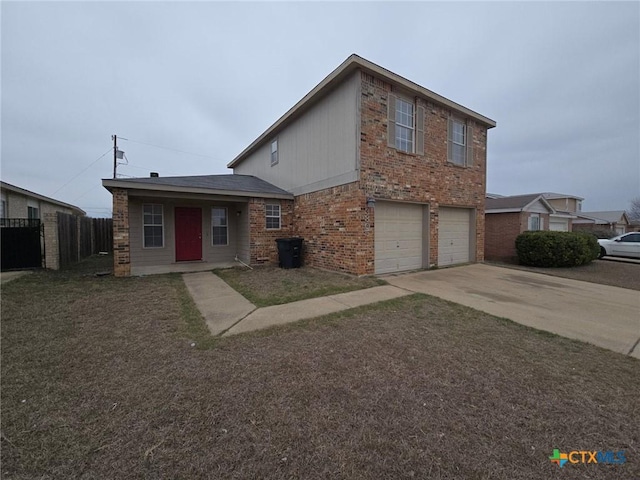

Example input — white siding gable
[234,72,360,195]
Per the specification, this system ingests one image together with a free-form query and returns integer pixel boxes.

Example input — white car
[598,232,640,259]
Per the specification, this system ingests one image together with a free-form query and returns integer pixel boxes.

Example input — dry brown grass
[214,265,386,307]
[2,256,639,479]
[489,259,640,291]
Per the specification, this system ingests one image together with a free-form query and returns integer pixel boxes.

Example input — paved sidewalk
[183,272,256,336]
[183,271,411,337]
[223,285,410,336]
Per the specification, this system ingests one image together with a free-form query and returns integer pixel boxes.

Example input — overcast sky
[2,1,639,217]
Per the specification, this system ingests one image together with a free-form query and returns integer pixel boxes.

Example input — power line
[120,137,222,161]
[51,147,112,196]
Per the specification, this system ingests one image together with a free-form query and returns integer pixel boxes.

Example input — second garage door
[549,219,569,231]
[438,207,473,267]
[375,202,424,274]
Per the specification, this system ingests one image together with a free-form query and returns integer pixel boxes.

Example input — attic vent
[150,172,159,178]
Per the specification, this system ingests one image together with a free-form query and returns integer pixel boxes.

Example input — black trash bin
[275,237,303,269]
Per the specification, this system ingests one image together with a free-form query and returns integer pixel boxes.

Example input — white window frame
[27,198,40,220]
[395,98,414,153]
[451,120,466,166]
[0,193,6,220]
[142,204,164,248]
[270,139,279,166]
[211,207,229,246]
[265,204,281,230]
[528,214,541,231]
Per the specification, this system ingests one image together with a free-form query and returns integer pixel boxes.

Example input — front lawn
[2,258,638,479]
[214,265,386,307]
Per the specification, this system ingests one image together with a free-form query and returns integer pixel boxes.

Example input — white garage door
[375,202,424,274]
[438,207,472,267]
[549,219,569,231]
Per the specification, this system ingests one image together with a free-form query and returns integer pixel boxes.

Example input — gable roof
[539,192,585,201]
[577,211,629,224]
[228,54,496,169]
[0,180,86,215]
[485,194,554,213]
[102,174,293,199]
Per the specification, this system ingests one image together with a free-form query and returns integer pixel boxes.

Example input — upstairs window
[266,204,281,229]
[27,199,40,220]
[395,98,414,153]
[270,139,278,166]
[448,118,474,167]
[143,204,164,248]
[387,94,424,155]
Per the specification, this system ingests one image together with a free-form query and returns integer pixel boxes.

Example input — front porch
[103,174,295,277]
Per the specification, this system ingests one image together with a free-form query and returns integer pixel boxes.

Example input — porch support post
[112,188,131,277]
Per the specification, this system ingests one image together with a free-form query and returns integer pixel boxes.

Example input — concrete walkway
[183,271,411,337]
[1,271,32,284]
[223,285,410,336]
[385,264,640,359]
[183,272,256,336]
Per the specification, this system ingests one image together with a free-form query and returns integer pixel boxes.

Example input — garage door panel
[549,220,569,232]
[375,202,424,274]
[438,207,472,267]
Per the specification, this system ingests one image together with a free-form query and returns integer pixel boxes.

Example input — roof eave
[101,179,294,200]
[1,180,86,215]
[228,54,496,169]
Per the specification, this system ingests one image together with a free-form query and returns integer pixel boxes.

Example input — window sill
[447,161,470,169]
[391,147,421,158]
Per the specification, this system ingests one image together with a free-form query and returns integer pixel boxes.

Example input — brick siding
[248,198,294,265]
[485,212,552,261]
[358,71,487,268]
[292,182,372,275]
[112,188,130,277]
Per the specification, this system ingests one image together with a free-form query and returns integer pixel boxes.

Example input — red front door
[175,207,202,261]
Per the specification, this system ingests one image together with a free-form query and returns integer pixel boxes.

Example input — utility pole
[112,134,117,178]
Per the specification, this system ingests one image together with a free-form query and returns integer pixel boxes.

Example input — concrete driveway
[385,264,640,359]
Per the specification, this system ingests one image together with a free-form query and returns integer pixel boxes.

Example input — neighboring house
[573,211,630,235]
[1,181,86,270]
[484,193,561,261]
[1,181,85,221]
[103,54,496,277]
[539,192,583,230]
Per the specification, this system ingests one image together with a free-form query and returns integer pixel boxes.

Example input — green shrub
[515,231,600,268]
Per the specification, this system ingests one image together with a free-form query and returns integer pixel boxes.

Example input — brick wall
[292,182,372,275]
[485,212,553,261]
[485,213,522,261]
[248,198,294,265]
[112,188,130,277]
[358,71,488,266]
[43,212,59,270]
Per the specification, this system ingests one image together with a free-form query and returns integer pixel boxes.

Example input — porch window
[143,204,164,248]
[212,207,228,246]
[266,204,281,229]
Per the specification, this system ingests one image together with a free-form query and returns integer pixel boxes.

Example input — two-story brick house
[103,55,496,277]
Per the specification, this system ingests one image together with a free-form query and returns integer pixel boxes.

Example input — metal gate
[0,219,44,271]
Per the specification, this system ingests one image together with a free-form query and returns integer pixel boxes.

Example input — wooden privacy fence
[57,213,113,269]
